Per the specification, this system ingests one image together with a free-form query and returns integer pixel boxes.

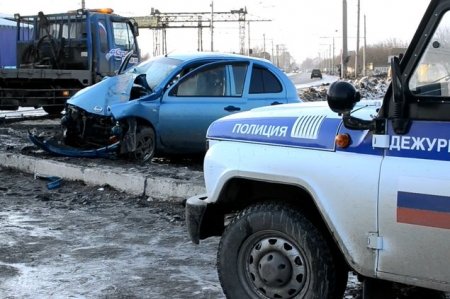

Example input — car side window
[229,64,248,96]
[409,11,450,97]
[173,62,249,97]
[176,65,226,97]
[249,65,282,94]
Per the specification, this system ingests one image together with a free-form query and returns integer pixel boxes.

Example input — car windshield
[128,57,183,90]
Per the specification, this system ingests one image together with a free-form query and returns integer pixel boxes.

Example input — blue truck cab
[0,8,140,114]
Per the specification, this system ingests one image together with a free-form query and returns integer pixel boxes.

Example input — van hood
[207,100,381,151]
[67,73,136,116]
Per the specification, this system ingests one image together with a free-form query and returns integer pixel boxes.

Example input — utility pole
[198,16,203,51]
[210,1,214,51]
[276,44,279,68]
[363,14,367,76]
[332,35,335,74]
[342,0,348,78]
[263,33,266,58]
[355,0,360,78]
[271,40,274,64]
[247,21,251,56]
[81,0,85,9]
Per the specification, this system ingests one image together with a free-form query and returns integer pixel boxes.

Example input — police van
[186,0,450,298]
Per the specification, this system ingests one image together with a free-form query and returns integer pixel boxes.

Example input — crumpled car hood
[67,73,137,116]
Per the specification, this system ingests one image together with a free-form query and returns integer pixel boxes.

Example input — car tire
[217,202,344,299]
[129,126,155,163]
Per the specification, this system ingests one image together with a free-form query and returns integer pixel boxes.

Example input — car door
[158,61,249,152]
[377,8,450,285]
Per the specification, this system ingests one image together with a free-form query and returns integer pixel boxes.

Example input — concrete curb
[0,153,205,200]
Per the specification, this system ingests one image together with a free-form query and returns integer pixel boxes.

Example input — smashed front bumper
[29,132,120,158]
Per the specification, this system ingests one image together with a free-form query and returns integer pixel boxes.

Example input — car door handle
[271,101,282,105]
[224,105,241,112]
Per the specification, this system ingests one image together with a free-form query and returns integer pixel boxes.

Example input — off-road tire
[217,202,344,299]
[129,126,155,163]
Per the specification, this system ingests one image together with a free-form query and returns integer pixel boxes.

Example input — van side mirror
[327,81,376,131]
[327,81,360,115]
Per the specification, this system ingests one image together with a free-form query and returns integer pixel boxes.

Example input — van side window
[409,12,450,97]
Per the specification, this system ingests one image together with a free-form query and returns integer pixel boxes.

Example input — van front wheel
[217,203,344,299]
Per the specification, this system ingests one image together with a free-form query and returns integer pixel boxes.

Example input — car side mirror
[327,81,376,131]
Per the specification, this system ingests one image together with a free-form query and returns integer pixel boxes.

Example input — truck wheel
[129,126,155,163]
[218,203,343,299]
[43,106,64,115]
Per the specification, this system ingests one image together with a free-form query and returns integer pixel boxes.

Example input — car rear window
[249,66,282,94]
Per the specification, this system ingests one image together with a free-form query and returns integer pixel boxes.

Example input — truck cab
[185,0,450,298]
[0,9,139,114]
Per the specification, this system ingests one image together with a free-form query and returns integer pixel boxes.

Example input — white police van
[186,0,450,298]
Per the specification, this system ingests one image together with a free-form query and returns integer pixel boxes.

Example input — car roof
[164,52,271,64]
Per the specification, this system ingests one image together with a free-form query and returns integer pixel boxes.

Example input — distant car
[311,69,323,79]
[30,52,301,162]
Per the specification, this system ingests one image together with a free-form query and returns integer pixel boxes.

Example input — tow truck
[0,8,140,114]
[186,0,450,298]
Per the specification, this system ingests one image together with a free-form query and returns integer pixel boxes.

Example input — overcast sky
[0,0,430,63]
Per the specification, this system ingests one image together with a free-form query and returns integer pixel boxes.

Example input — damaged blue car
[30,52,300,162]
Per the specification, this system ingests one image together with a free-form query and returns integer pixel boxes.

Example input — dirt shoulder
[0,166,223,298]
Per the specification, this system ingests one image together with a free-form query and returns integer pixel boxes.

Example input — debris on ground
[298,76,390,102]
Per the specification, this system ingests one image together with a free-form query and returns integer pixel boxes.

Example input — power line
[133,6,270,55]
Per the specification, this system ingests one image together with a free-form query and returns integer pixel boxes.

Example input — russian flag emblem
[397,191,450,229]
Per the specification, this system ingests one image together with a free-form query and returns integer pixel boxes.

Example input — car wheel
[217,202,344,299]
[129,126,155,163]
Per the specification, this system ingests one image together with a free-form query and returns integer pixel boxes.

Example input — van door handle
[224,105,241,112]
[271,101,282,105]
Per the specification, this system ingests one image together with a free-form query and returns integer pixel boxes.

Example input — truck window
[409,11,450,97]
[98,20,108,53]
[112,22,135,51]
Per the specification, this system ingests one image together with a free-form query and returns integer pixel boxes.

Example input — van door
[377,8,450,285]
